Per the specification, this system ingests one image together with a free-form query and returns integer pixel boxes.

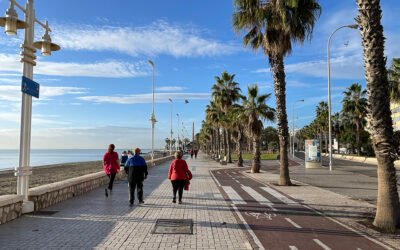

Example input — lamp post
[292,99,304,157]
[176,113,180,150]
[0,0,59,212]
[327,24,358,171]
[168,98,173,155]
[148,60,156,163]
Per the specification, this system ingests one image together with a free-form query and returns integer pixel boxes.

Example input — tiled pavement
[0,155,252,250]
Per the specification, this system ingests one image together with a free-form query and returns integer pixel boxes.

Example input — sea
[0,149,151,171]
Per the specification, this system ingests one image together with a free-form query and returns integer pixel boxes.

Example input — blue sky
[0,0,399,149]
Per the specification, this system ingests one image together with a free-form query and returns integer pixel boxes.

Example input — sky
[0,0,399,150]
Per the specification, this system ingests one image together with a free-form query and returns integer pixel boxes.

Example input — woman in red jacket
[168,151,191,204]
[102,144,120,197]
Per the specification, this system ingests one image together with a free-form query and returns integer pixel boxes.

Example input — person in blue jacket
[125,148,148,206]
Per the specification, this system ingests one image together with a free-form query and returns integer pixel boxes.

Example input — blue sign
[21,76,40,98]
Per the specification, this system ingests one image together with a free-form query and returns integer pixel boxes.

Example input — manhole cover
[152,219,193,234]
[27,210,58,216]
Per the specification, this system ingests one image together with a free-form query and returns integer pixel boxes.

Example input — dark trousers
[129,181,143,202]
[107,173,116,190]
[171,180,186,201]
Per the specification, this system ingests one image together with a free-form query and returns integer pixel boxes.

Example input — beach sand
[0,154,161,196]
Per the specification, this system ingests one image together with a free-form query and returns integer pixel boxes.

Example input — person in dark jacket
[125,148,148,206]
[120,151,128,166]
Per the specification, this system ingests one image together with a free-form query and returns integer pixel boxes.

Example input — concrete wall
[325,153,400,169]
[0,195,23,224]
[0,155,175,223]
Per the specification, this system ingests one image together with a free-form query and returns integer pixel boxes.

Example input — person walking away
[190,149,194,159]
[194,148,198,159]
[103,144,120,197]
[168,151,192,204]
[125,148,148,206]
[120,151,128,166]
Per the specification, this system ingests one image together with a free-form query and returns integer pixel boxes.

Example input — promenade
[0,153,398,249]
[0,155,251,250]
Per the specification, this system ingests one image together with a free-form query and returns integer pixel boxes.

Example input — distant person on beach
[194,149,198,159]
[102,144,120,197]
[168,151,192,204]
[125,148,148,206]
[120,151,128,166]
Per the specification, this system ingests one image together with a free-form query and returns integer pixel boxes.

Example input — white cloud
[53,21,237,58]
[0,53,148,78]
[0,85,88,102]
[0,112,68,125]
[155,86,186,92]
[77,92,210,104]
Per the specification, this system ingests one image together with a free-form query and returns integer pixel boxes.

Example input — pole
[327,24,358,171]
[16,0,34,212]
[177,114,180,150]
[148,60,155,163]
[169,99,173,155]
[292,103,295,157]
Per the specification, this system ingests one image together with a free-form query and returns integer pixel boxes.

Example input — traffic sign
[21,76,40,98]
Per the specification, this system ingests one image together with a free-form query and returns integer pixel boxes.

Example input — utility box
[305,139,321,169]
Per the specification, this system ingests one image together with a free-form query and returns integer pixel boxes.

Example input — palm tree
[316,101,329,153]
[389,58,400,102]
[243,85,275,173]
[206,101,223,158]
[233,0,321,185]
[230,104,247,167]
[212,71,242,163]
[341,83,367,156]
[356,0,400,232]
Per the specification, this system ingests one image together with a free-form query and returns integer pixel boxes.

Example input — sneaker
[179,200,183,204]
[105,188,108,197]
[129,200,134,206]
[139,200,144,204]
[172,198,176,203]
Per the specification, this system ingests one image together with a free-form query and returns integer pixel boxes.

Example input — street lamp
[169,98,173,155]
[327,24,359,171]
[148,60,156,163]
[292,99,304,157]
[176,113,180,150]
[0,0,60,212]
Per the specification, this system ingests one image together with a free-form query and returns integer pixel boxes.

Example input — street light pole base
[21,200,34,214]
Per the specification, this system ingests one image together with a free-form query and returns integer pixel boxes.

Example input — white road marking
[242,186,277,211]
[261,186,297,205]
[231,205,265,250]
[232,172,237,174]
[303,205,393,250]
[222,186,246,205]
[285,218,302,228]
[217,171,221,174]
[289,246,298,250]
[235,180,240,184]
[313,239,332,250]
[357,248,363,250]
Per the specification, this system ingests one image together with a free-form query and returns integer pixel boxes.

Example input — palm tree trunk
[223,129,228,157]
[270,54,292,185]
[356,121,361,156]
[356,0,400,232]
[227,130,232,163]
[251,136,261,173]
[237,128,244,167]
[217,128,221,159]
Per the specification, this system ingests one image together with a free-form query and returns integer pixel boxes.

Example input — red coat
[168,159,191,181]
[103,151,120,175]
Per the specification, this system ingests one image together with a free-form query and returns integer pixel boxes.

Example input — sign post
[305,139,322,169]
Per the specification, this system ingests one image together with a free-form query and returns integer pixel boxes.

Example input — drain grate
[152,219,193,234]
[28,210,58,216]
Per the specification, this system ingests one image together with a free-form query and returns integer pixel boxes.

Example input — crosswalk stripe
[242,186,277,211]
[313,239,332,250]
[222,186,246,205]
[261,186,297,205]
[289,246,298,250]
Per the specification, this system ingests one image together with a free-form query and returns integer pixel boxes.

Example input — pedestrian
[120,150,128,166]
[168,151,192,204]
[190,149,194,159]
[194,148,198,159]
[125,148,148,206]
[102,144,120,197]
[127,150,133,159]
